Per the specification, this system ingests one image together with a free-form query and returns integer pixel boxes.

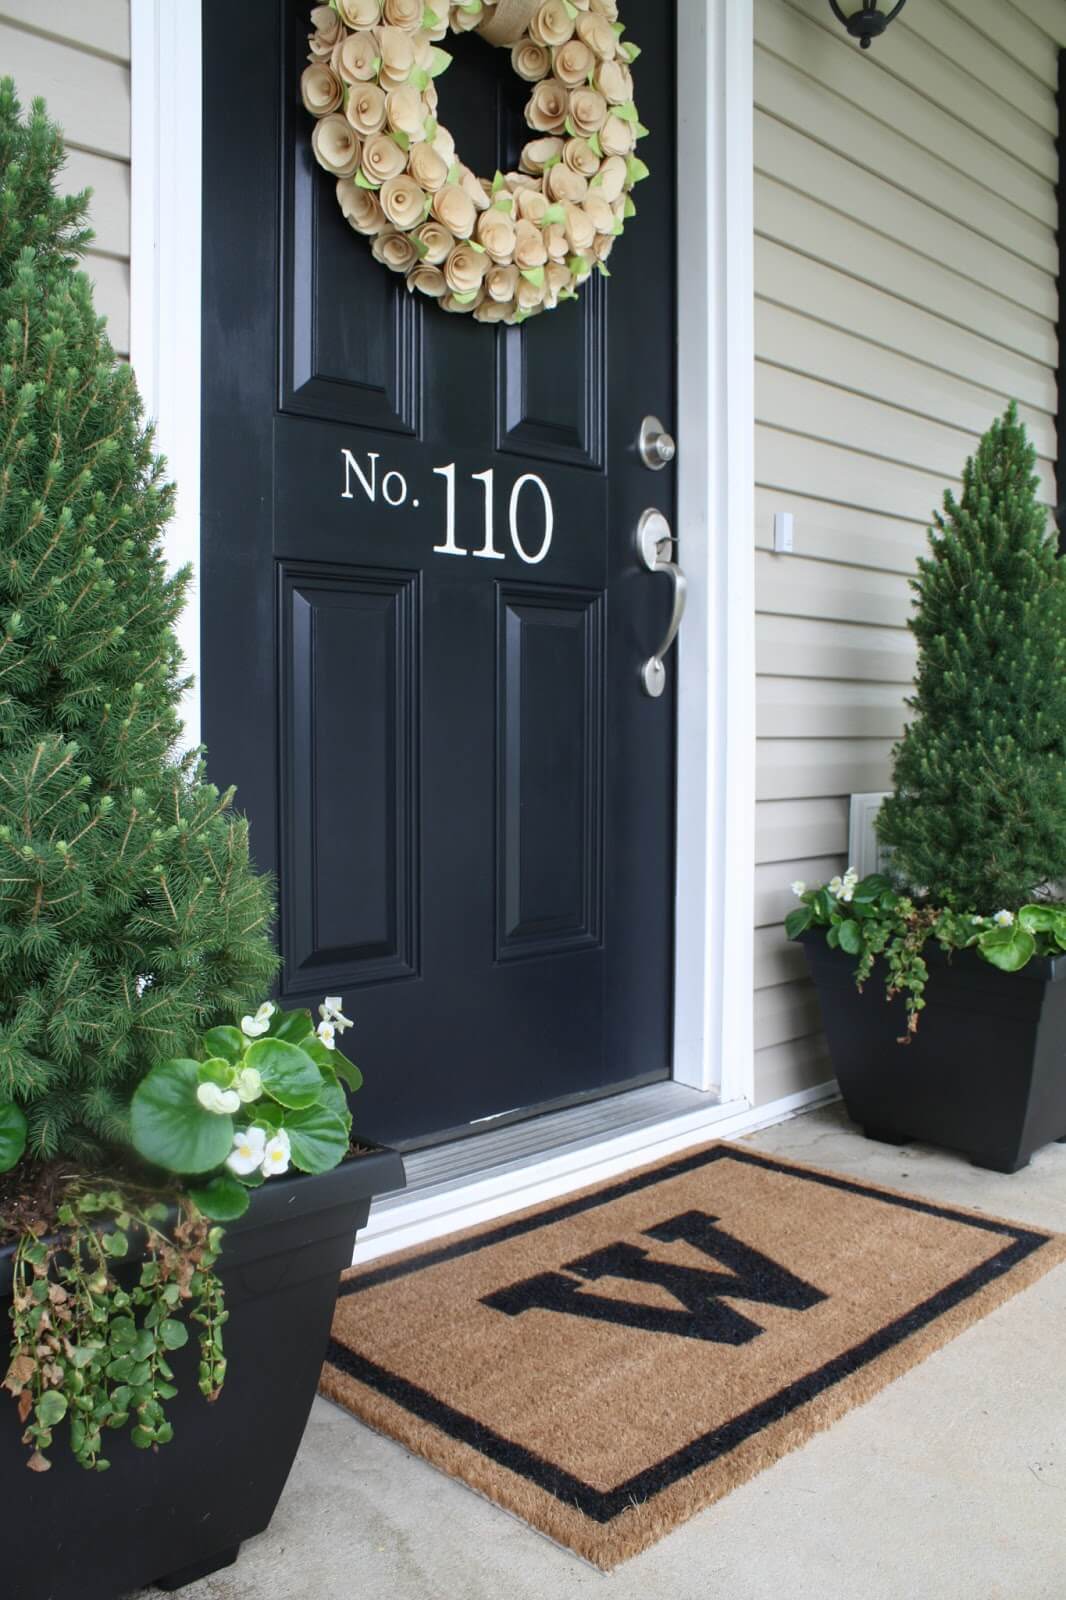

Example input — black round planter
[800,931,1066,1173]
[1,1144,405,1600]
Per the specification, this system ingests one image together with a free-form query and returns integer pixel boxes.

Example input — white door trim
[130,1,762,1218]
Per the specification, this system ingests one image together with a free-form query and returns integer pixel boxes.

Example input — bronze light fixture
[828,0,908,49]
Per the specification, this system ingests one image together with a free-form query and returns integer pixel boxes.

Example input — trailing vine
[3,1185,226,1472]
[787,871,1066,1043]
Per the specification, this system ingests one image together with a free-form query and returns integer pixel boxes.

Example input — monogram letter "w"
[481,1210,828,1345]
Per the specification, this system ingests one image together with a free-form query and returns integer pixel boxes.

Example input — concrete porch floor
[168,1104,1066,1600]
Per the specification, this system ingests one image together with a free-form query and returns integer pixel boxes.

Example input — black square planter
[800,931,1066,1173]
[1,1144,404,1600]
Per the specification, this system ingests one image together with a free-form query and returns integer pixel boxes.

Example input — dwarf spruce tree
[0,83,277,1162]
[878,403,1066,912]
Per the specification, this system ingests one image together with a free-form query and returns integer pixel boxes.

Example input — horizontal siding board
[0,24,130,159]
[757,614,916,685]
[755,240,1057,412]
[755,858,846,929]
[897,4,1058,129]
[756,426,955,525]
[783,0,1057,180]
[756,114,1057,321]
[755,49,1057,271]
[756,550,912,630]
[756,3,1055,223]
[757,737,897,802]
[1007,0,1066,46]
[755,364,1054,487]
[756,179,1057,369]
[757,677,907,741]
[756,927,809,990]
[938,0,1060,85]
[757,798,850,866]
[84,255,129,356]
[755,302,1057,460]
[754,980,823,1052]
[754,489,930,576]
[754,1034,833,1107]
[60,149,129,260]
[0,3,129,60]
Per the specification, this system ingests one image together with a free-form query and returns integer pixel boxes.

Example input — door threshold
[355,1081,843,1264]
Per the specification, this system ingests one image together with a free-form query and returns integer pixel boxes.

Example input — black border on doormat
[326,1144,1056,1525]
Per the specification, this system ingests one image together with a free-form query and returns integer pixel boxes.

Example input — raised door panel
[497,586,605,961]
[279,564,420,994]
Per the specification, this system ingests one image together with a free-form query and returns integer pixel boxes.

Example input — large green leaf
[837,920,863,956]
[784,906,812,941]
[130,1060,235,1175]
[284,1102,350,1175]
[977,926,1036,973]
[268,1008,314,1045]
[318,1074,353,1136]
[188,1173,250,1222]
[245,1038,322,1109]
[0,1102,27,1173]
[201,1026,244,1064]
[305,1035,363,1093]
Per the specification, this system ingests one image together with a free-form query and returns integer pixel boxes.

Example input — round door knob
[639,415,677,471]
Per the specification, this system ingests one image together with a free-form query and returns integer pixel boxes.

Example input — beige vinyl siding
[1,4,131,354]
[752,0,1065,1103]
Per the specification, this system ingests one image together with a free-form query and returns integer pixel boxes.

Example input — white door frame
[130,0,758,1129]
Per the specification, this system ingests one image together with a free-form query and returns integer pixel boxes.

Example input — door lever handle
[636,509,687,698]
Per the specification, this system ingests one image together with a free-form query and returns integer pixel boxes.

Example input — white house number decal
[341,451,553,566]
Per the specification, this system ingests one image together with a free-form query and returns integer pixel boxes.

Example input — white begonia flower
[828,877,844,899]
[227,1126,267,1177]
[262,1131,292,1178]
[790,881,806,898]
[235,1067,263,1104]
[240,1001,276,1039]
[971,915,985,925]
[317,1020,337,1051]
[319,996,354,1033]
[197,1081,240,1116]
[993,910,1015,928]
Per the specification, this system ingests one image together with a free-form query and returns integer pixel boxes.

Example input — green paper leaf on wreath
[542,153,563,170]
[563,0,578,15]
[355,171,381,190]
[589,173,604,188]
[597,261,611,277]
[414,236,430,258]
[611,20,625,34]
[410,66,430,92]
[452,289,479,304]
[521,266,545,287]
[563,116,576,137]
[492,169,506,194]
[423,5,441,25]
[372,56,382,74]
[448,161,460,183]
[624,194,637,218]
[429,47,453,75]
[614,101,639,124]
[391,129,411,151]
[588,132,603,158]
[542,203,566,226]
[460,0,482,12]
[636,121,650,140]
[612,220,625,236]
[424,115,438,142]
[469,239,486,253]
[493,193,514,212]
[627,155,650,184]
[621,40,641,62]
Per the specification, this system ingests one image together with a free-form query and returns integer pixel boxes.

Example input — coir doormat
[321,1141,1066,1568]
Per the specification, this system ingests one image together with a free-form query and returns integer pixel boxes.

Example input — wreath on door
[300,0,648,324]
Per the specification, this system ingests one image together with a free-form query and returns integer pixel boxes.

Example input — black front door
[201,1,678,1148]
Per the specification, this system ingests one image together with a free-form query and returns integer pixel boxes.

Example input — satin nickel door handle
[636,509,687,698]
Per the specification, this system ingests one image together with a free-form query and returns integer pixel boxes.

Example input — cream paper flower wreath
[301,0,649,323]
